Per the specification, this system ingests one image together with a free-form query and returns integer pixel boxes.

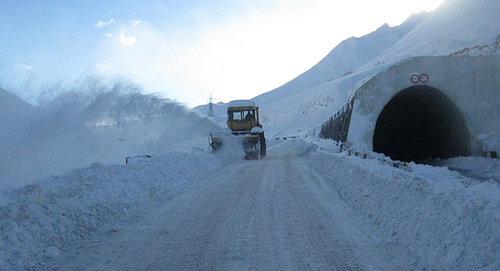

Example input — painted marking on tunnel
[410,74,420,84]
[410,73,430,84]
[420,74,429,83]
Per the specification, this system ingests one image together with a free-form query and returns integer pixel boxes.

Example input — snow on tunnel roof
[228,100,256,108]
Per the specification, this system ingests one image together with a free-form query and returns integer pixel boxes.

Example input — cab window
[230,111,243,121]
[243,110,255,121]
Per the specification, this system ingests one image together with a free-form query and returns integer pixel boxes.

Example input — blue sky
[0,1,253,89]
[0,0,443,106]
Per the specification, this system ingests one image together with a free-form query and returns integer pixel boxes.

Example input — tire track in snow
[282,156,364,270]
[292,156,396,270]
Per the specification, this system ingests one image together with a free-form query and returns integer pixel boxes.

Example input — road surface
[59,152,391,270]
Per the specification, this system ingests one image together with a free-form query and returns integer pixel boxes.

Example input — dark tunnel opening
[373,86,470,162]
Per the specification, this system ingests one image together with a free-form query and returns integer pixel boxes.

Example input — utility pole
[208,94,215,117]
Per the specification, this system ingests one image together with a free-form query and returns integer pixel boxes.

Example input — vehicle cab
[226,100,261,134]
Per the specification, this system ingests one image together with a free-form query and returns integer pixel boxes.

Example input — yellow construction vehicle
[210,100,266,159]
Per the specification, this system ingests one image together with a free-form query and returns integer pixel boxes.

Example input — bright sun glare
[133,0,442,106]
[11,0,445,107]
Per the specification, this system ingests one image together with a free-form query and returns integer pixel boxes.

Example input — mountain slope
[257,0,499,136]
[359,0,500,71]
[0,87,35,142]
[193,0,498,138]
[193,12,427,132]
[253,12,427,105]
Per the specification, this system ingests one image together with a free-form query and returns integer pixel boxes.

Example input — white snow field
[1,140,497,270]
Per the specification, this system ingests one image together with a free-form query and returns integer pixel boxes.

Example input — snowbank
[431,157,500,181]
[303,141,499,270]
[0,152,225,270]
[267,139,318,158]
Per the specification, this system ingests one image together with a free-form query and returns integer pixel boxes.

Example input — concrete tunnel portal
[372,86,471,162]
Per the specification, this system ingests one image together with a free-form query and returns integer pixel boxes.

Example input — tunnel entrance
[373,86,470,162]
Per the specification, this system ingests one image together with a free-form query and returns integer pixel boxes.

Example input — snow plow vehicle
[210,100,266,159]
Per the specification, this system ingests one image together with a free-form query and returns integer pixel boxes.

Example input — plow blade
[209,132,266,160]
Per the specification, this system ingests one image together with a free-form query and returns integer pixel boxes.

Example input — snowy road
[60,152,389,270]
[2,141,496,270]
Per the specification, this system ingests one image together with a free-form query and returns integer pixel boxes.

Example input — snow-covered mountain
[194,0,499,137]
[0,88,37,186]
[193,101,228,125]
[0,87,35,143]
[253,12,428,106]
[193,12,427,126]
[359,0,499,71]
[259,0,499,136]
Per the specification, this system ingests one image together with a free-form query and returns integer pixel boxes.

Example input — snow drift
[0,152,225,270]
[304,139,499,270]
